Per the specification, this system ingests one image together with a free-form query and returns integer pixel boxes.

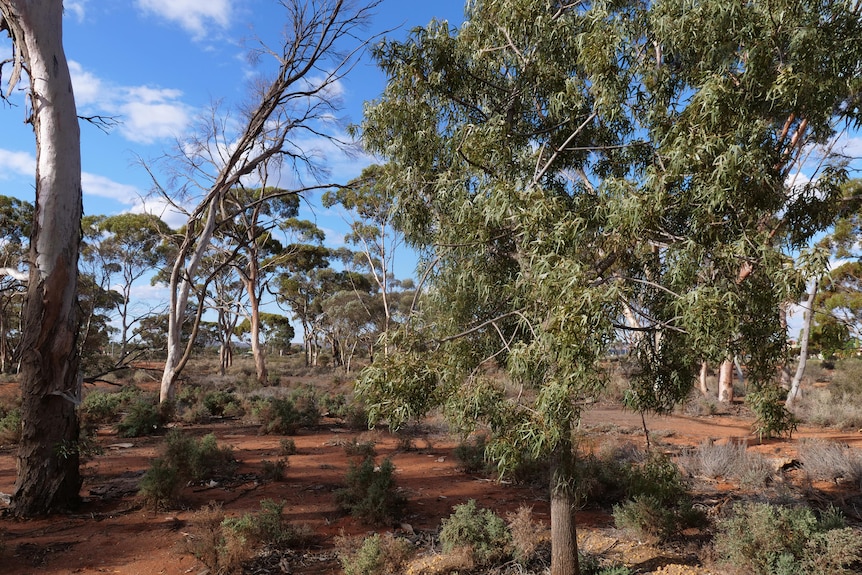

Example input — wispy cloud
[135,0,232,38]
[65,1,88,22]
[0,149,35,178]
[69,61,193,144]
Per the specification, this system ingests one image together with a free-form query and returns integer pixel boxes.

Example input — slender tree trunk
[550,437,580,575]
[718,358,734,403]
[787,279,817,408]
[698,362,709,396]
[3,0,83,515]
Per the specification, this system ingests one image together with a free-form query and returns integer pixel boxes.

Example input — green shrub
[252,393,319,435]
[335,457,404,525]
[715,502,862,575]
[439,499,511,567]
[746,385,798,440]
[344,438,376,459]
[260,458,287,482]
[0,406,21,445]
[612,454,705,542]
[202,390,242,418]
[191,500,311,574]
[338,532,413,575]
[139,431,236,509]
[279,438,297,456]
[116,397,161,437]
[79,389,125,426]
[139,458,181,509]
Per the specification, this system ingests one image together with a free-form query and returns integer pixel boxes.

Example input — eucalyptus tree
[323,163,405,351]
[357,1,862,574]
[150,0,381,403]
[0,0,83,515]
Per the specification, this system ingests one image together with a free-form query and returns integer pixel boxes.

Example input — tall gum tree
[356,1,862,574]
[0,0,83,515]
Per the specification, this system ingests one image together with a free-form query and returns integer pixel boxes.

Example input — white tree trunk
[786,279,818,408]
[698,362,709,396]
[1,0,84,515]
[718,359,734,403]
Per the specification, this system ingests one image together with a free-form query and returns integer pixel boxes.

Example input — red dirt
[1,385,860,575]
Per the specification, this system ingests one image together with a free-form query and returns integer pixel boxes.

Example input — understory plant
[335,456,404,525]
[715,502,862,575]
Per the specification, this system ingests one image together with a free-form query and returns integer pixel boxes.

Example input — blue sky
[0,0,467,280]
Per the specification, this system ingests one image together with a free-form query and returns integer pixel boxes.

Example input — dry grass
[798,439,862,488]
[679,439,773,487]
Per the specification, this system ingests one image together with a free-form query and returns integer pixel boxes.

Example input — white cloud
[65,1,88,22]
[0,149,35,178]
[81,173,142,205]
[129,196,190,230]
[135,0,232,38]
[69,61,192,144]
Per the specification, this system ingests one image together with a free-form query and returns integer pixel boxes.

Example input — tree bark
[698,362,709,396]
[786,279,818,408]
[2,0,83,515]
[550,438,580,575]
[718,358,734,403]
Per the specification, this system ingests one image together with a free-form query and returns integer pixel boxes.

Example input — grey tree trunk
[550,438,580,575]
[1,0,83,516]
[787,279,818,408]
[718,359,734,403]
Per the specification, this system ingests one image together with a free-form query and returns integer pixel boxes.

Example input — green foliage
[140,431,236,509]
[116,397,161,437]
[252,388,320,435]
[191,500,310,575]
[439,499,512,567]
[202,390,242,418]
[139,458,181,510]
[746,384,798,440]
[715,502,862,575]
[343,438,377,459]
[279,438,297,456]
[0,405,21,445]
[335,457,404,525]
[612,455,705,542]
[338,533,413,575]
[260,459,286,482]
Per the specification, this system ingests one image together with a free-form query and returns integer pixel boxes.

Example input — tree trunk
[698,362,709,396]
[718,358,734,403]
[787,278,818,408]
[2,0,83,515]
[550,438,580,575]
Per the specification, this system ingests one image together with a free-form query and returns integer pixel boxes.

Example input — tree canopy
[356,1,862,574]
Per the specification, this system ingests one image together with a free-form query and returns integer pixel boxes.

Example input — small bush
[140,431,236,509]
[507,505,549,564]
[679,439,773,487]
[746,385,797,440]
[202,390,242,418]
[260,459,287,482]
[79,389,125,426]
[439,499,511,567]
[344,438,377,459]
[139,458,181,509]
[612,454,705,542]
[798,439,862,488]
[252,393,319,435]
[116,397,161,437]
[190,499,311,574]
[279,438,297,456]
[715,502,862,575]
[335,457,404,525]
[337,532,413,575]
[0,405,21,445]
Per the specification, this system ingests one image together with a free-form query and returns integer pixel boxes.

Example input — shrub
[116,397,161,437]
[202,390,242,418]
[139,458,181,509]
[344,438,377,459]
[279,438,297,456]
[439,499,511,567]
[335,457,404,525]
[337,532,413,575]
[715,502,862,575]
[252,393,319,435]
[679,439,773,487]
[0,405,21,445]
[140,431,237,509]
[79,389,125,426]
[260,459,287,482]
[190,500,311,574]
[798,439,862,488]
[746,385,798,440]
[507,505,549,564]
[612,454,705,542]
